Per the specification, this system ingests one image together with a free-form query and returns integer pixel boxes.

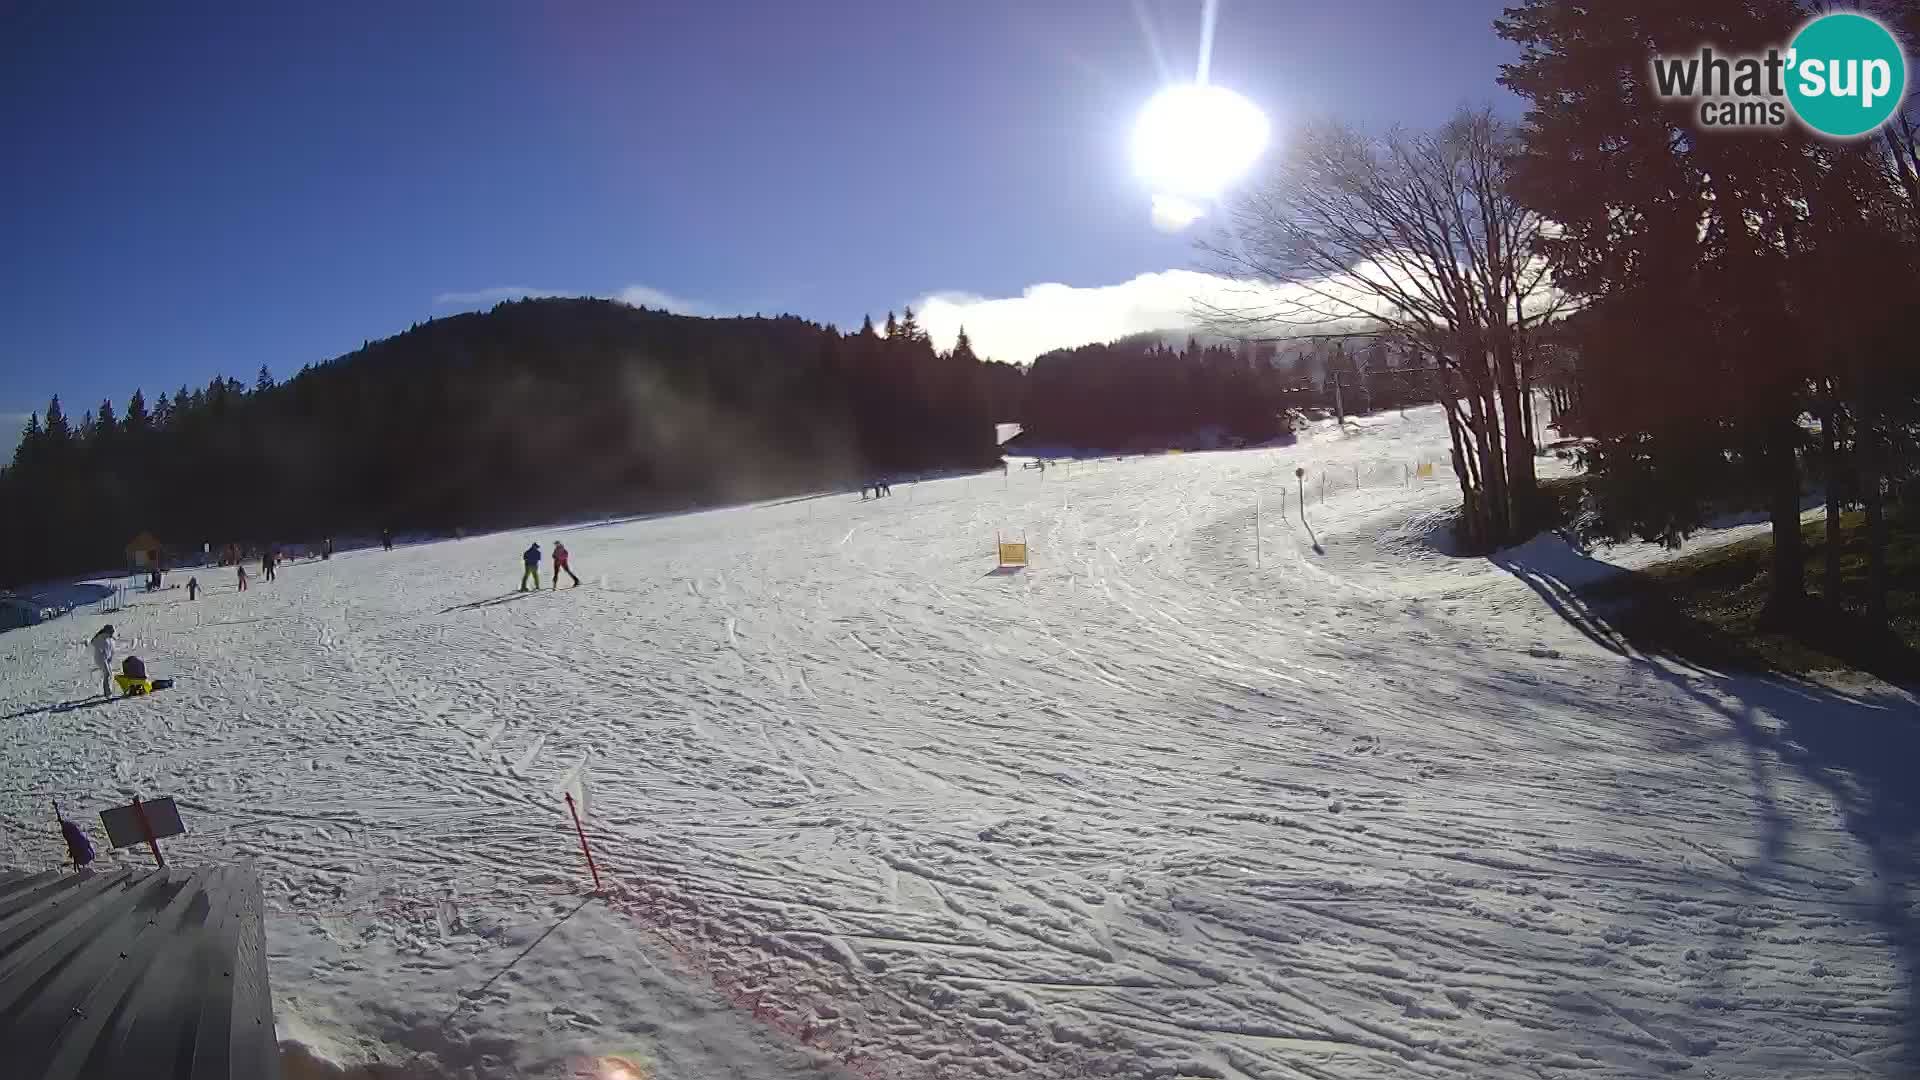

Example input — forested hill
[1,298,1025,585]
[1019,334,1422,451]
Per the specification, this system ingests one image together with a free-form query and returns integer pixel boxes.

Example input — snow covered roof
[0,864,279,1080]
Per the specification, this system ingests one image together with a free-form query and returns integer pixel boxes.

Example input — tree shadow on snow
[1494,538,1920,1066]
[1491,543,1639,660]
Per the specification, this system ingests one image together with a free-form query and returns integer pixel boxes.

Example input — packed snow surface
[3,404,1915,1079]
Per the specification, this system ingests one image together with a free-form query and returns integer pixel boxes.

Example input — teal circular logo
[1786,13,1907,138]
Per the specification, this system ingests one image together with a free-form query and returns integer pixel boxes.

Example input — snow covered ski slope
[2,404,1915,1079]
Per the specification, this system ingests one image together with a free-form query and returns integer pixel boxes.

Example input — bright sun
[1132,83,1270,228]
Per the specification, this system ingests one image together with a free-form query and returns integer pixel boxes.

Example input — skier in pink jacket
[552,542,581,589]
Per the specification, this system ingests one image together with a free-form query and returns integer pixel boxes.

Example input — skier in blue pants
[520,543,542,591]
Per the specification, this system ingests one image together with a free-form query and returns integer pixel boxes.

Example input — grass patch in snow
[1597,508,1920,681]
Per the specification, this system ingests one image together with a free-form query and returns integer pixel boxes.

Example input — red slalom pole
[564,793,600,892]
[133,795,165,868]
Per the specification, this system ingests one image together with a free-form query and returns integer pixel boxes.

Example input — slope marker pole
[565,793,600,892]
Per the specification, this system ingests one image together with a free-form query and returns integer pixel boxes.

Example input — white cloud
[432,285,564,307]
[432,284,703,315]
[914,262,1568,366]
[1150,194,1207,233]
[912,270,1299,365]
[613,285,702,314]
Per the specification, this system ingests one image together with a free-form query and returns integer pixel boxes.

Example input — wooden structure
[0,863,279,1079]
[124,532,162,569]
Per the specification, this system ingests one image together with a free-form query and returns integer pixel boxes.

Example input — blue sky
[0,0,1519,429]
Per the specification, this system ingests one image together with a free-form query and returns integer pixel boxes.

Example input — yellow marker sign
[1416,462,1435,479]
[996,531,1029,568]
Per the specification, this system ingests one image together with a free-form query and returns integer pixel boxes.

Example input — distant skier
[520,542,542,591]
[382,528,394,552]
[89,624,115,698]
[322,537,333,560]
[186,576,199,601]
[877,478,892,497]
[236,563,249,592]
[552,541,581,589]
[262,548,277,582]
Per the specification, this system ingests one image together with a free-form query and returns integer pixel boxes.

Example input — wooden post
[565,793,600,892]
[132,795,165,868]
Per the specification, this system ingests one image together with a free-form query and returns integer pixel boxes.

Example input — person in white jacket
[90,624,115,698]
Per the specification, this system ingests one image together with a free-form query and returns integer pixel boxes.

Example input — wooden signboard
[100,795,186,867]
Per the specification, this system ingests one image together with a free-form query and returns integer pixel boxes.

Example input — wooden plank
[0,865,279,1080]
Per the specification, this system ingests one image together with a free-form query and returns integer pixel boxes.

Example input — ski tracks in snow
[1,407,1915,1078]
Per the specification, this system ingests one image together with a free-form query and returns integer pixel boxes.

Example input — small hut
[125,531,163,571]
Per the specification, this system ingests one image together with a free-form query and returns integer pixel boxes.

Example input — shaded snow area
[4,404,1917,1079]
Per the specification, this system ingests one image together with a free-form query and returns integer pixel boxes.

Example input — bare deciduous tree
[1198,107,1563,551]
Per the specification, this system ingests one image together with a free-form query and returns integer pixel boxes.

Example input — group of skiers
[234,547,277,591]
[230,535,344,590]
[81,543,308,698]
[79,533,581,702]
[520,541,581,591]
[861,479,894,500]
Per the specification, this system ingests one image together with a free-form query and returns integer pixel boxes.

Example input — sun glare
[596,1056,651,1080]
[1132,83,1270,226]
